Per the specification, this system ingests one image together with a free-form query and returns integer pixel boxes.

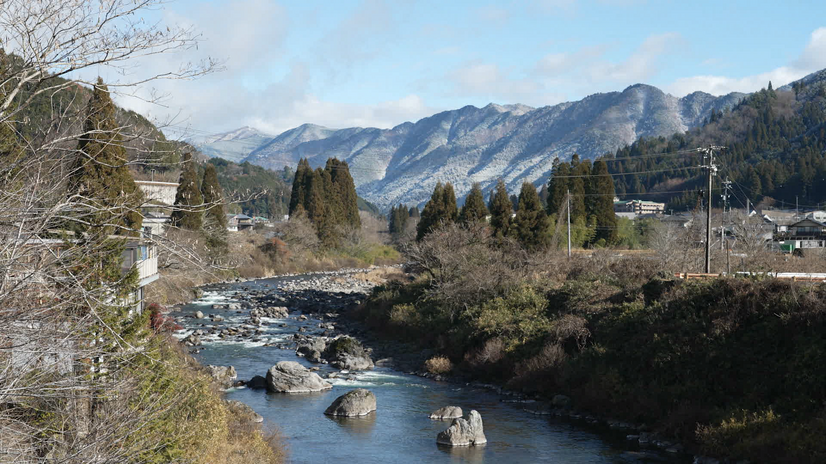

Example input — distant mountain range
[193,83,756,210]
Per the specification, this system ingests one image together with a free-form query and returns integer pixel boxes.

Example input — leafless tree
[0,1,224,461]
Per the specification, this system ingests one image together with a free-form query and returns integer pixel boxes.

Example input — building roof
[789,218,826,228]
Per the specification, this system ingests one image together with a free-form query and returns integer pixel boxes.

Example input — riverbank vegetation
[356,175,826,462]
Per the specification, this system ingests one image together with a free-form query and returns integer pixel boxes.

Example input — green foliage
[512,182,550,250]
[201,163,226,229]
[459,182,489,225]
[388,204,409,237]
[207,158,290,218]
[288,157,361,247]
[488,179,512,239]
[200,163,228,252]
[171,153,203,230]
[416,181,458,240]
[546,159,569,216]
[607,86,826,210]
[590,159,618,245]
[68,78,143,235]
[465,285,553,353]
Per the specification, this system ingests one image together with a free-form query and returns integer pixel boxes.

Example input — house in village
[774,217,826,252]
[135,180,179,236]
[227,214,254,232]
[613,199,666,215]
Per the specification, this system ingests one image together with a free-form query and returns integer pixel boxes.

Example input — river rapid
[171,270,685,464]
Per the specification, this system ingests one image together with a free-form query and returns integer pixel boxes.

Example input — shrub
[424,355,453,375]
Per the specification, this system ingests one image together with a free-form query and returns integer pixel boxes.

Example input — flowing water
[173,274,684,464]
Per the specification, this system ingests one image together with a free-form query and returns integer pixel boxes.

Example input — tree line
[606,82,826,211]
[413,162,617,250]
[288,157,361,248]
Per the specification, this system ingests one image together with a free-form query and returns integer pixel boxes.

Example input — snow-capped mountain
[192,126,273,163]
[198,84,747,209]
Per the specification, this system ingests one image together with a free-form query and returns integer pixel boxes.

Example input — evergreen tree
[389,204,409,237]
[289,158,311,216]
[569,158,590,220]
[459,182,488,225]
[201,163,227,229]
[590,159,618,245]
[417,182,444,240]
[286,157,361,247]
[488,179,513,239]
[416,182,458,240]
[546,160,570,215]
[538,183,549,208]
[513,182,550,250]
[441,182,459,223]
[328,158,361,229]
[68,78,143,235]
[66,78,144,328]
[409,206,420,218]
[171,152,203,230]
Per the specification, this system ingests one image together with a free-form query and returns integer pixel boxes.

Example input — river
[172,271,685,464]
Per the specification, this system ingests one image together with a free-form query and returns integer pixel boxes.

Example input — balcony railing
[135,255,158,283]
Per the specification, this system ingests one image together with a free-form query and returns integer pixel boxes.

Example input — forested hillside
[605,72,826,211]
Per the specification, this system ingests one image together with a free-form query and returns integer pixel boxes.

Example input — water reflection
[326,412,377,436]
[436,443,487,463]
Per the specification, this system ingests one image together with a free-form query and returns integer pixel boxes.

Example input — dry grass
[424,355,453,375]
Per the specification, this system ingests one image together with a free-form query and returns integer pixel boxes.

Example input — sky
[111,0,826,138]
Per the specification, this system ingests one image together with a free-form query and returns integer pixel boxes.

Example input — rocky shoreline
[172,266,729,464]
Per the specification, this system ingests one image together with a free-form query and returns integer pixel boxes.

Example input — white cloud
[586,33,681,82]
[667,27,826,96]
[450,61,541,101]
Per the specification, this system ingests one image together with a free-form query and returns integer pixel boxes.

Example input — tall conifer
[171,152,203,230]
[590,159,618,245]
[459,182,489,225]
[513,182,550,250]
[69,78,143,236]
[201,163,227,230]
[488,179,512,239]
[546,160,570,216]
[417,182,448,240]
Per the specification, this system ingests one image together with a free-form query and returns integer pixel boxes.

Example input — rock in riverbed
[436,410,487,446]
[225,399,263,423]
[430,406,463,420]
[296,337,327,363]
[247,375,267,390]
[324,389,377,417]
[325,336,374,371]
[206,365,237,388]
[265,361,332,393]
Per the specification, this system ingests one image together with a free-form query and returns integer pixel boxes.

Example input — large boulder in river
[296,338,327,363]
[324,336,374,371]
[324,389,377,417]
[266,361,332,393]
[206,365,237,388]
[247,375,267,389]
[430,406,463,420]
[436,410,487,446]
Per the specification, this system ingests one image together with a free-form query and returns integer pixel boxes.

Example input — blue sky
[120,0,826,136]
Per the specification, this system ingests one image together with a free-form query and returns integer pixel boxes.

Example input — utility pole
[721,178,731,251]
[698,146,723,274]
[567,189,572,259]
[722,178,732,274]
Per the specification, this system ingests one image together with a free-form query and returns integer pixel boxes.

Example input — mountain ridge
[195,82,762,209]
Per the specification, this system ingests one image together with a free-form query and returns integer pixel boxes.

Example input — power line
[552,166,704,179]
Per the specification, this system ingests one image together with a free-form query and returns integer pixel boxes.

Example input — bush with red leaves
[147,303,182,332]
